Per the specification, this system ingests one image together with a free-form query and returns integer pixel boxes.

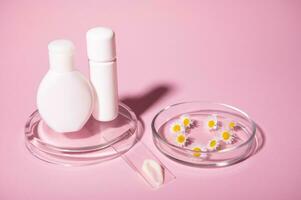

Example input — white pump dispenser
[37,40,94,133]
[86,27,119,122]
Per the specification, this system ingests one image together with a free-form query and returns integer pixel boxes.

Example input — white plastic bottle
[86,27,119,122]
[37,40,94,133]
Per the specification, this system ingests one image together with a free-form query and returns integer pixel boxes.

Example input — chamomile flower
[180,115,193,128]
[207,138,220,151]
[170,121,185,134]
[204,114,218,131]
[175,133,187,146]
[220,129,234,144]
[225,120,237,130]
[192,146,207,158]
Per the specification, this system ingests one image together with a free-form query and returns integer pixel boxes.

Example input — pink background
[0,0,300,199]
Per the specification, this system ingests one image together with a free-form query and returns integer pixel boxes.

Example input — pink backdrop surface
[0,0,300,199]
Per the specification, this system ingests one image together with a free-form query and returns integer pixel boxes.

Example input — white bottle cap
[86,27,116,62]
[48,40,75,72]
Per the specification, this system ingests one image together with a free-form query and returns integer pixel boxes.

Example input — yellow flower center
[208,120,216,128]
[229,122,236,129]
[183,118,190,127]
[222,131,230,140]
[192,147,201,157]
[177,134,186,144]
[173,124,181,133]
[210,140,217,147]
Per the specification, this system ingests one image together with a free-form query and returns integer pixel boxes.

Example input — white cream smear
[142,159,164,188]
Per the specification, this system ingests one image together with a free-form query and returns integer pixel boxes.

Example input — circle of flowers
[169,114,238,158]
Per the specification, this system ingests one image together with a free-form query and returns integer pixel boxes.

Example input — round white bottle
[37,40,94,133]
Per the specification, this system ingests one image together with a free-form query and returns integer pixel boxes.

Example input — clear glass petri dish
[151,101,256,167]
[25,103,138,166]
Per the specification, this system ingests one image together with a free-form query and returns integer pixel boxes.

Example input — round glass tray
[25,103,138,166]
[151,101,256,167]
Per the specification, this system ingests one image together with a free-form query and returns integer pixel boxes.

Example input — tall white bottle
[37,40,94,132]
[86,27,119,122]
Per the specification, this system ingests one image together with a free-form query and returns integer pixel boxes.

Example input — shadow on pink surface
[121,84,173,140]
[121,84,173,116]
